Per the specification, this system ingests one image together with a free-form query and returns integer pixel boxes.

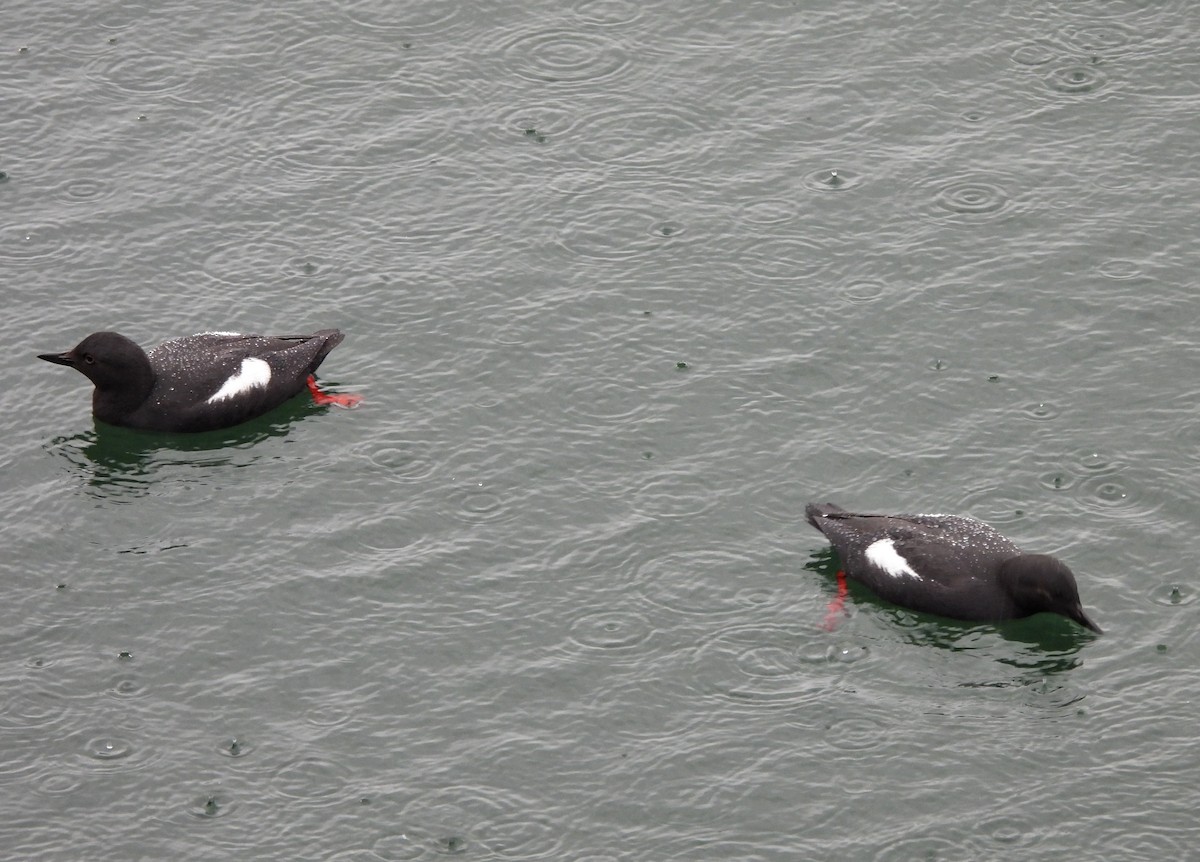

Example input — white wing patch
[865,538,922,580]
[206,357,271,403]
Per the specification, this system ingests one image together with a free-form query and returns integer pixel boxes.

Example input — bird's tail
[805,502,847,529]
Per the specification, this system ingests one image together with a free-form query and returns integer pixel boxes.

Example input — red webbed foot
[821,570,849,631]
[307,374,363,409]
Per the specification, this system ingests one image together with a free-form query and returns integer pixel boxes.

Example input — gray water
[4,0,1200,859]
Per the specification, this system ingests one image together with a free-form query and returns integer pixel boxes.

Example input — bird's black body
[39,329,346,432]
[806,502,1101,632]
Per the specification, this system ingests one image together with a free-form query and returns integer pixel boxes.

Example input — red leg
[307,374,363,408]
[821,570,849,631]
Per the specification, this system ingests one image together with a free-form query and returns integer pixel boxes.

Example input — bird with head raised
[39,328,361,433]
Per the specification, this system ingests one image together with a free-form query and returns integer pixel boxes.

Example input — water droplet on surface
[1012,44,1055,65]
[568,609,652,650]
[804,167,860,191]
[1152,584,1195,606]
[501,27,630,87]
[35,772,79,796]
[984,817,1028,846]
[826,644,868,664]
[840,280,886,303]
[1097,259,1142,279]
[445,835,466,853]
[1078,452,1109,470]
[83,735,135,763]
[1022,400,1060,422]
[187,792,233,819]
[1094,481,1127,504]
[1045,65,1107,94]
[935,180,1008,215]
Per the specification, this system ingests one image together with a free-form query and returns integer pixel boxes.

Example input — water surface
[4,0,1200,858]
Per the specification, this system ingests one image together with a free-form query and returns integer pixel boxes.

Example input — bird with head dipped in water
[806,502,1101,632]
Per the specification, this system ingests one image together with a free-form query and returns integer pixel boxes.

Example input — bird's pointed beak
[1072,605,1102,634]
[38,350,76,367]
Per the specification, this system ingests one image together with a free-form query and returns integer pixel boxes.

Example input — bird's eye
[83,354,95,365]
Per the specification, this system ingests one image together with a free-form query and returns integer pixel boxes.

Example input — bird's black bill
[38,351,75,367]
[1073,607,1103,634]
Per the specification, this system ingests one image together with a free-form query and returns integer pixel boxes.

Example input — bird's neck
[91,366,155,424]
